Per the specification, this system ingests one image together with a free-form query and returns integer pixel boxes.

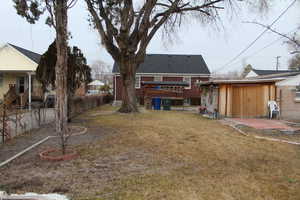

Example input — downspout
[225,85,228,117]
[217,85,220,118]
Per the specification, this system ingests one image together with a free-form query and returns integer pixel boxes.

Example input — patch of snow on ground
[0,191,69,200]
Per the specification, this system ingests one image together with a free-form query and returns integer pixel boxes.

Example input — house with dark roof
[0,43,43,106]
[245,68,300,78]
[112,54,211,105]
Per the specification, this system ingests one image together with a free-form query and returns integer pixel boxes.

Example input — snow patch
[0,191,69,200]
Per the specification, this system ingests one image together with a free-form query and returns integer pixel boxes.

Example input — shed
[200,78,284,118]
[88,80,105,86]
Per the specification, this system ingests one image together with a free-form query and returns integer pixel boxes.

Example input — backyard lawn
[1,105,300,200]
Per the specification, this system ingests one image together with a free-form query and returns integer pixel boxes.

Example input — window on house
[183,76,191,89]
[154,76,162,82]
[135,76,141,89]
[0,73,3,87]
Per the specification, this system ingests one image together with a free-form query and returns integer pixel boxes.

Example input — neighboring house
[200,70,300,120]
[87,80,105,95]
[276,74,300,120]
[0,43,43,106]
[112,54,211,105]
[245,68,299,78]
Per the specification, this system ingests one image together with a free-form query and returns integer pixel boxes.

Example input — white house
[0,43,43,107]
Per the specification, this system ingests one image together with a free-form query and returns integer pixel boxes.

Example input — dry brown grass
[1,106,300,200]
[79,107,300,200]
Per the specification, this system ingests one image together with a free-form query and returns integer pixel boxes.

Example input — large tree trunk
[55,0,68,154]
[118,61,139,113]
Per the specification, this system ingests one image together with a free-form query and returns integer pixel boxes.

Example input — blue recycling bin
[153,98,161,110]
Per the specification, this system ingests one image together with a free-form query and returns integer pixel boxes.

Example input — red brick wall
[114,75,209,101]
[163,77,183,81]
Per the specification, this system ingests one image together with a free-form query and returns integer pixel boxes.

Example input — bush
[70,95,109,118]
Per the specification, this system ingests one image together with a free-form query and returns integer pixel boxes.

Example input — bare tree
[85,0,236,113]
[91,60,112,82]
[13,0,77,154]
[241,64,253,78]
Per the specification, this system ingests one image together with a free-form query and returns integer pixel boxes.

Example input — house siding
[114,75,209,103]
[0,73,17,100]
[277,86,300,120]
[0,45,37,71]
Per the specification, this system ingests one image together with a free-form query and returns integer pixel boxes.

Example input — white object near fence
[268,100,280,119]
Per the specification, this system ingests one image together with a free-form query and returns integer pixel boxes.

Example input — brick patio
[229,118,299,131]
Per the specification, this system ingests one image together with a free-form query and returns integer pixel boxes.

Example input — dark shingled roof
[112,54,210,74]
[252,69,295,76]
[9,43,41,64]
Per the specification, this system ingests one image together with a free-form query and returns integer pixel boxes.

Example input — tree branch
[85,0,120,61]
[245,21,300,48]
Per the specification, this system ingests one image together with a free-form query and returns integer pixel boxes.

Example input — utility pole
[275,56,281,71]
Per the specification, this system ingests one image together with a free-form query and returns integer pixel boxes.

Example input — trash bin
[162,99,171,110]
[153,98,161,110]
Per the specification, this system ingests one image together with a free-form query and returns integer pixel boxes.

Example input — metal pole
[276,56,281,71]
[28,72,32,110]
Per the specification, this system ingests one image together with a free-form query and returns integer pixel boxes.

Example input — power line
[214,0,298,72]
[214,27,299,72]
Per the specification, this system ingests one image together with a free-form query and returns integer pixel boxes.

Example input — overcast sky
[0,1,299,74]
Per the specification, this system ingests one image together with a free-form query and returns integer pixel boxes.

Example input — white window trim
[154,76,163,82]
[135,76,141,89]
[183,76,191,89]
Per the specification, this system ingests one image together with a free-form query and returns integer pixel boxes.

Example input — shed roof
[112,54,210,75]
[88,80,105,86]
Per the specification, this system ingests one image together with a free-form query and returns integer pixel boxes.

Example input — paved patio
[228,118,300,131]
